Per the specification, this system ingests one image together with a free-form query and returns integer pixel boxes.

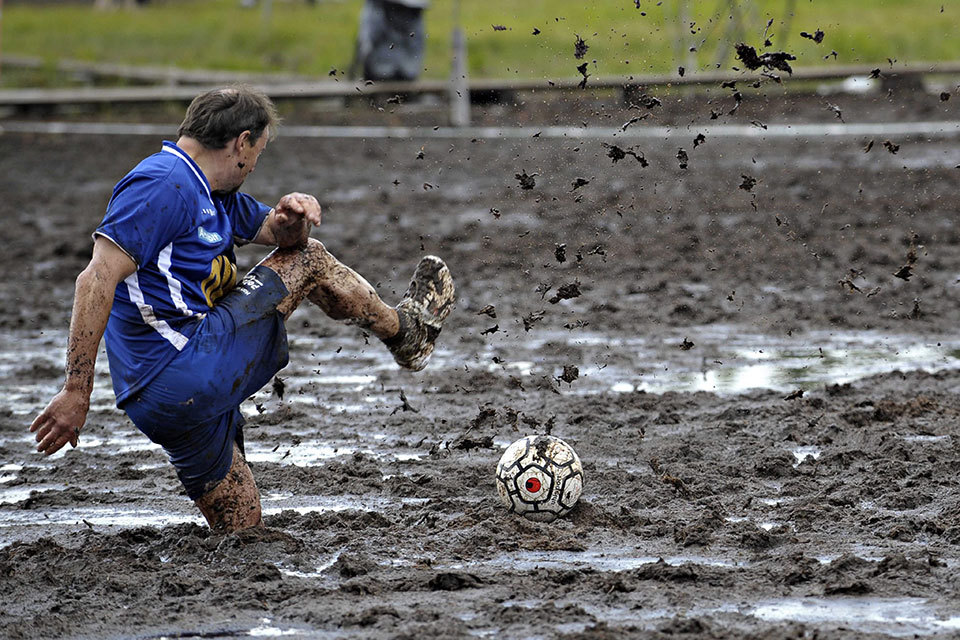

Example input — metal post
[449,0,470,127]
[261,0,272,25]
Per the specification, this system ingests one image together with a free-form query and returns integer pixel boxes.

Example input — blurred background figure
[352,0,428,82]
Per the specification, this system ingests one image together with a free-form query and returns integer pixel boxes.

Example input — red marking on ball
[525,478,542,492]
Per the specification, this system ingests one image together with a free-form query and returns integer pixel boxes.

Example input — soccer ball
[495,435,584,522]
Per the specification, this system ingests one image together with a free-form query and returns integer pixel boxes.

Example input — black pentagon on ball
[558,471,584,509]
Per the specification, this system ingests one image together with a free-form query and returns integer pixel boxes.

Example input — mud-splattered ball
[495,435,584,522]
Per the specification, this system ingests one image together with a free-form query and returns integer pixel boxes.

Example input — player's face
[220,128,269,196]
[244,128,269,176]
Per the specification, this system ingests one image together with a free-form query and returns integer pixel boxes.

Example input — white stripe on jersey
[124,272,189,351]
[157,242,194,317]
[161,145,211,200]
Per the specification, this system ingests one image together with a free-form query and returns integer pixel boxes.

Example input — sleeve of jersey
[224,192,271,245]
[94,177,187,268]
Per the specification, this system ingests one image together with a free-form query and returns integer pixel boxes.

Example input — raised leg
[257,238,454,371]
[258,238,399,340]
[195,442,262,532]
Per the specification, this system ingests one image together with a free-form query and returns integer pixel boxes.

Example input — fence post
[449,0,470,127]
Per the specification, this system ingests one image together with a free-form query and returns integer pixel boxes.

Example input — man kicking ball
[29,85,455,532]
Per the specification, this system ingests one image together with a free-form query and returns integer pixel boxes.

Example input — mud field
[3,85,960,638]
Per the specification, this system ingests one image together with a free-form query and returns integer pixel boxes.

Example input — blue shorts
[122,266,289,500]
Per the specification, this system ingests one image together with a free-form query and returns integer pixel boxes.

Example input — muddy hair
[177,85,280,150]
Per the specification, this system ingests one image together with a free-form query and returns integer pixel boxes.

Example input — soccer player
[29,86,454,532]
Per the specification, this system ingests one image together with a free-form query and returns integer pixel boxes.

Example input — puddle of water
[724,516,782,531]
[278,557,341,580]
[0,506,201,531]
[481,326,960,396]
[512,596,960,637]
[248,619,300,637]
[244,440,425,466]
[0,495,430,548]
[0,484,65,504]
[4,327,960,416]
[792,445,822,467]
[262,495,429,518]
[4,326,960,467]
[0,431,161,460]
[750,597,960,636]
[758,496,794,506]
[451,547,745,573]
[74,434,161,454]
[244,440,350,466]
[310,374,377,387]
[901,434,951,443]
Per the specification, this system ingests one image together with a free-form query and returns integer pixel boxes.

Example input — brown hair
[177,85,280,150]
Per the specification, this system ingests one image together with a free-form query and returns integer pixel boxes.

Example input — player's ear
[235,130,252,151]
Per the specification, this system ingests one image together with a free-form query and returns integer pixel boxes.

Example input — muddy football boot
[384,256,455,371]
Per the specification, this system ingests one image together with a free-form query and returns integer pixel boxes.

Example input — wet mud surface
[3,87,960,638]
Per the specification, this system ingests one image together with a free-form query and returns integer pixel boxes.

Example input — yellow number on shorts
[201,255,237,306]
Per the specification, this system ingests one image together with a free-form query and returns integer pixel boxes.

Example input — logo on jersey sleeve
[197,227,224,244]
[201,255,237,306]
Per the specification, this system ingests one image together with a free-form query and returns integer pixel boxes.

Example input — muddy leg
[258,238,399,339]
[195,442,262,532]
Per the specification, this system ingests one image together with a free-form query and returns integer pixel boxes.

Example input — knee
[302,237,330,264]
[302,238,338,274]
[304,237,328,257]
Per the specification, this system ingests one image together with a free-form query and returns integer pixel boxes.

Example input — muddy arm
[29,237,135,456]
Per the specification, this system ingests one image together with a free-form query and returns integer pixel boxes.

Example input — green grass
[0,0,956,85]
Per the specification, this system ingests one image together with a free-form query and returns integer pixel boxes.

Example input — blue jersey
[95,141,271,405]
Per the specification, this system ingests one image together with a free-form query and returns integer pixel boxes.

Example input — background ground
[2,79,960,638]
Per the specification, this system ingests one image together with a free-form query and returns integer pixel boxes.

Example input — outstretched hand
[275,192,321,226]
[30,387,89,456]
[271,192,321,248]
